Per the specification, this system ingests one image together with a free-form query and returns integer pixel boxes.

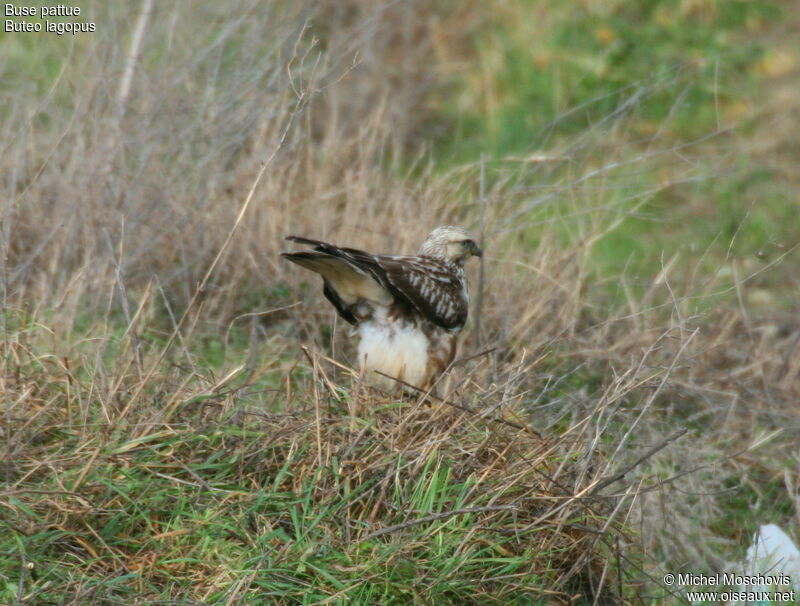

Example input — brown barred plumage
[281,226,482,391]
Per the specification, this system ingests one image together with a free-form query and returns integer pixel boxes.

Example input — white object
[726,524,800,605]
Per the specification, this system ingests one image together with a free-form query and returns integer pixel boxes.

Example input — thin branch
[589,428,688,495]
[117,0,155,116]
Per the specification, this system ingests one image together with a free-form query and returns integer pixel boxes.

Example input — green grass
[1,322,617,604]
[427,0,797,299]
[434,0,780,158]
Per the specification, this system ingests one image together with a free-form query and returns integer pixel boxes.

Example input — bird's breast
[357,314,430,390]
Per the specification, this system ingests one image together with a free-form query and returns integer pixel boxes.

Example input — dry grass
[3,323,634,603]
[2,1,800,604]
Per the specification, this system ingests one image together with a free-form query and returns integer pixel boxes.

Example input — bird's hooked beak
[466,240,483,258]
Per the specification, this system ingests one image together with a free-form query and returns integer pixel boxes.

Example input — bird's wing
[281,249,392,324]
[376,256,468,330]
[282,237,468,330]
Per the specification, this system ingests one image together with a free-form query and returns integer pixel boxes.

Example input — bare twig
[589,428,688,495]
[117,0,154,115]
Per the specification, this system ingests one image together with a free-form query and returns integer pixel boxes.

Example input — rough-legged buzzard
[281,226,482,391]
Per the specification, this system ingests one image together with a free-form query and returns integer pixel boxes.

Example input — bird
[281,226,482,392]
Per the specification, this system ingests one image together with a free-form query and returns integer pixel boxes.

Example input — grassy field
[2,1,800,604]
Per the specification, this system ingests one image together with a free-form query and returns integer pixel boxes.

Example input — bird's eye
[462,239,474,247]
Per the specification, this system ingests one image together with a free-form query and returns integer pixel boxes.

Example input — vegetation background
[1,0,799,604]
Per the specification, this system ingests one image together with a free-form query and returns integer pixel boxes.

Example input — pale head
[418,226,482,264]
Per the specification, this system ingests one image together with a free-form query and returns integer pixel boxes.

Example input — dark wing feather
[282,237,468,331]
[285,236,373,260]
[376,256,468,330]
[322,278,357,325]
[282,242,393,325]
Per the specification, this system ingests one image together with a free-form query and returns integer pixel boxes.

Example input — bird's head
[418,226,482,264]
